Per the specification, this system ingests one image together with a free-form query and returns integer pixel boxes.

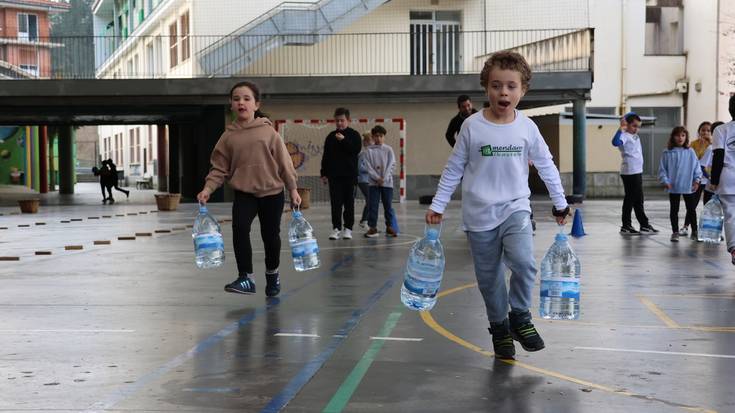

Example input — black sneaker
[224,276,256,295]
[510,321,545,352]
[639,225,659,234]
[265,273,281,297]
[488,320,516,359]
[620,225,640,235]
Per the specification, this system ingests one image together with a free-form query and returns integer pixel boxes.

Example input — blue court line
[85,255,353,412]
[259,274,400,413]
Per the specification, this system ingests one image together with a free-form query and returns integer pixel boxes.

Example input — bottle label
[403,278,440,298]
[291,239,319,258]
[540,278,580,299]
[194,233,224,251]
[702,219,723,231]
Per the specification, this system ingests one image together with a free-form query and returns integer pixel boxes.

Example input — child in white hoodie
[426,51,569,359]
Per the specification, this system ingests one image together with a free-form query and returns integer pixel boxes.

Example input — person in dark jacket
[320,107,362,240]
[104,159,130,200]
[93,161,114,203]
[445,95,477,147]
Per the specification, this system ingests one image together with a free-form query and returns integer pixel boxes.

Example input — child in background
[364,125,397,238]
[658,126,702,242]
[681,121,712,236]
[426,51,569,359]
[612,113,658,235]
[357,132,373,229]
[703,122,726,205]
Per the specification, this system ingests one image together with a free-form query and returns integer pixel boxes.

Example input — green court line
[322,311,403,413]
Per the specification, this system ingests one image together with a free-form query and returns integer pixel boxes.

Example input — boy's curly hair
[480,51,532,90]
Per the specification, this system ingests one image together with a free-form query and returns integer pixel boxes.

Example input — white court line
[0,329,135,333]
[574,346,735,360]
[370,336,423,342]
[274,333,320,338]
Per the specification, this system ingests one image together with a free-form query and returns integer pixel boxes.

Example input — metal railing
[0,28,593,80]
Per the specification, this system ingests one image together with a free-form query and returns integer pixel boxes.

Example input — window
[148,125,154,162]
[180,11,190,61]
[135,127,141,163]
[645,0,683,55]
[17,14,38,41]
[409,11,461,75]
[169,22,178,67]
[129,129,135,163]
[114,134,120,165]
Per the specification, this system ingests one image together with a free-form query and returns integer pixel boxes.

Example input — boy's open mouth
[498,101,511,108]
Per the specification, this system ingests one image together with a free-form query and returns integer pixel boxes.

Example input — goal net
[275,118,406,204]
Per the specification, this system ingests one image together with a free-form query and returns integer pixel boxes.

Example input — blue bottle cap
[555,232,568,242]
[426,228,439,240]
[292,210,303,218]
[199,205,208,214]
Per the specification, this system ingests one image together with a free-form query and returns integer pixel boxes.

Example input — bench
[135,176,153,189]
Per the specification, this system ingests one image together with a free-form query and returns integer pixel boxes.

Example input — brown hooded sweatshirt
[203,118,297,198]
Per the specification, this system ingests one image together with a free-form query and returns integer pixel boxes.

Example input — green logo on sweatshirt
[479,144,523,157]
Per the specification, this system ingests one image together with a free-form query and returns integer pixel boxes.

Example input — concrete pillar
[58,126,75,194]
[48,127,56,191]
[39,126,48,193]
[168,123,180,194]
[572,99,587,202]
[197,106,226,202]
[157,123,167,192]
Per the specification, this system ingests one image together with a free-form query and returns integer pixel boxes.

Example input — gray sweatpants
[720,194,735,252]
[466,210,536,324]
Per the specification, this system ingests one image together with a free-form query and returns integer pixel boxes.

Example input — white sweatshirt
[430,110,568,231]
[364,144,396,187]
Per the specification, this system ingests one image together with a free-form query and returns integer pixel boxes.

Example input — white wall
[717,2,735,122]
[193,0,314,36]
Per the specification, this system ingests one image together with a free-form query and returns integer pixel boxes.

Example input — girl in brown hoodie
[197,81,300,297]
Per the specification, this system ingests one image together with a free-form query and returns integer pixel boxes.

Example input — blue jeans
[466,211,535,324]
[357,182,370,223]
[367,186,394,229]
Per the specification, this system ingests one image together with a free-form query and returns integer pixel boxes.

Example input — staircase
[198,0,388,76]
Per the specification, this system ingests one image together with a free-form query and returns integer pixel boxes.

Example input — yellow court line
[643,293,735,300]
[440,284,734,333]
[421,283,717,413]
[638,296,682,329]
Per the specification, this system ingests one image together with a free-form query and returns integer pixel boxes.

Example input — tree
[50,0,95,78]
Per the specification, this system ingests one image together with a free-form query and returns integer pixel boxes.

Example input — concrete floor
[1,187,734,412]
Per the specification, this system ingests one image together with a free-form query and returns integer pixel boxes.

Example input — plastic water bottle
[401,224,445,311]
[192,204,225,269]
[288,209,320,271]
[539,227,580,320]
[698,195,724,243]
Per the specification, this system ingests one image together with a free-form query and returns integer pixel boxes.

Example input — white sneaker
[342,228,353,239]
[329,228,341,240]
[359,220,368,229]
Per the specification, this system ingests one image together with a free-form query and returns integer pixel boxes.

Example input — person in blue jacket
[659,126,702,242]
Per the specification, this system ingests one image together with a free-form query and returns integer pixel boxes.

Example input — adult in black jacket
[320,107,362,240]
[445,95,477,147]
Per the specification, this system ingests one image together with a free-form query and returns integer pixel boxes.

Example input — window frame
[17,13,38,41]
[169,22,178,68]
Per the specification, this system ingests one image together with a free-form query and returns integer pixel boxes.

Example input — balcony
[0,28,593,79]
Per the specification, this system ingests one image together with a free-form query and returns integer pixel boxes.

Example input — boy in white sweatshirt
[426,51,569,359]
[364,125,397,237]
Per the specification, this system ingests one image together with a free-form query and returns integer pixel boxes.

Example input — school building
[84,0,735,200]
